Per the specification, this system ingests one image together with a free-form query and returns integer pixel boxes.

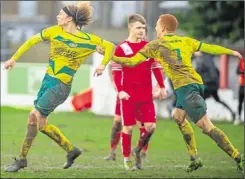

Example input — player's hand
[152,85,160,99]
[232,51,243,59]
[4,58,16,70]
[159,87,167,101]
[118,91,130,100]
[93,64,105,77]
[96,46,105,55]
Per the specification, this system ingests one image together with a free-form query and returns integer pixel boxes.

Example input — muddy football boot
[124,160,134,171]
[132,148,142,170]
[186,157,203,173]
[237,154,244,173]
[104,151,116,161]
[5,157,27,172]
[63,147,82,169]
[140,151,147,164]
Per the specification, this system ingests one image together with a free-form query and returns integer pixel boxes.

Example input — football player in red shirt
[97,14,167,170]
[104,53,164,163]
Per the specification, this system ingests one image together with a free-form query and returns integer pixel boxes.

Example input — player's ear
[67,16,73,22]
[161,25,165,33]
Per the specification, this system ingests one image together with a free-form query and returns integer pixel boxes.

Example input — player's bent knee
[144,123,156,132]
[173,113,185,125]
[37,117,48,131]
[196,114,214,134]
[38,121,47,131]
[122,126,134,134]
[176,117,185,126]
[114,115,121,122]
[172,112,179,121]
[28,111,38,125]
[172,108,186,124]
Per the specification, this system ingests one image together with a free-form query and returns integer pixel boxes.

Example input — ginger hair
[159,14,178,32]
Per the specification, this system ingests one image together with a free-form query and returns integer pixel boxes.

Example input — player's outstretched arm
[12,33,44,61]
[99,40,116,66]
[199,42,242,59]
[112,53,147,67]
[94,40,115,76]
[93,40,115,77]
[112,40,159,67]
[187,37,242,59]
[4,33,44,70]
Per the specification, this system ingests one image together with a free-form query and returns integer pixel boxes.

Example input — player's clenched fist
[152,85,167,101]
[152,85,161,99]
[94,64,106,77]
[96,45,105,55]
[118,91,130,100]
[232,51,243,59]
[4,59,16,70]
[159,87,167,100]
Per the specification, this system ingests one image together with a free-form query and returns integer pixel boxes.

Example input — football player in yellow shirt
[96,14,243,173]
[4,1,115,172]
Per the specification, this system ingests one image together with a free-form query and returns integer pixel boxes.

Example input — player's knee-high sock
[121,132,131,159]
[19,124,38,159]
[110,121,122,151]
[204,126,241,163]
[178,119,198,161]
[135,129,153,153]
[138,127,149,153]
[40,124,73,152]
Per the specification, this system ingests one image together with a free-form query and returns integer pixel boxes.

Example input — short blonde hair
[159,14,178,32]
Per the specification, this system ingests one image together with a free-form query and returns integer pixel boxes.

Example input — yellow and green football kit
[111,34,233,123]
[12,25,115,116]
[111,35,243,170]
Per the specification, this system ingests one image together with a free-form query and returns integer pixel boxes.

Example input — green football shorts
[34,74,71,117]
[175,83,207,123]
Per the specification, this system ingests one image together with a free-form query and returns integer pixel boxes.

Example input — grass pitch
[1,107,244,178]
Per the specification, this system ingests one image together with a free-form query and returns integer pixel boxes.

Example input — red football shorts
[120,98,156,126]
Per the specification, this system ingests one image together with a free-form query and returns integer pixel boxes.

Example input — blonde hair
[66,1,94,28]
[159,14,178,32]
